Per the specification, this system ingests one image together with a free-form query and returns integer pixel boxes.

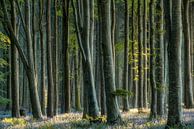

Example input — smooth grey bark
[82,0,99,118]
[143,0,148,109]
[100,0,122,124]
[24,0,42,119]
[39,0,46,116]
[155,0,165,116]
[122,0,129,112]
[131,0,138,108]
[166,0,183,126]
[164,0,171,114]
[138,0,144,110]
[74,49,81,111]
[182,0,194,108]
[46,0,54,117]
[149,0,157,119]
[111,0,116,62]
[10,0,20,118]
[97,0,106,115]
[53,0,59,115]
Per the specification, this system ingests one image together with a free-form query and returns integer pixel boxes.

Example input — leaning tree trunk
[166,0,183,127]
[100,0,122,124]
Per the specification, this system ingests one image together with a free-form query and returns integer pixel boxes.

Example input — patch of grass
[2,118,27,126]
[39,123,55,129]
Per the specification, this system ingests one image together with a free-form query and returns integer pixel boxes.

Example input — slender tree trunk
[182,0,194,108]
[131,0,138,108]
[155,0,165,116]
[46,0,54,117]
[143,0,148,109]
[53,0,59,115]
[149,0,157,119]
[61,0,71,113]
[39,0,46,116]
[10,0,20,118]
[138,0,144,110]
[122,0,129,112]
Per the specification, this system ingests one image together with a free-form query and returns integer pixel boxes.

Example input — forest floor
[0,109,194,129]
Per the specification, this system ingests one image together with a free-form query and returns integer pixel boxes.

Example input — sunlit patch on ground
[1,109,194,129]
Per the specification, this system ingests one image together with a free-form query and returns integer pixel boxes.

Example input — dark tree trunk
[166,0,183,126]
[10,0,20,118]
[149,0,157,119]
[122,0,129,112]
[155,0,165,117]
[61,0,71,113]
[138,0,144,110]
[46,0,54,117]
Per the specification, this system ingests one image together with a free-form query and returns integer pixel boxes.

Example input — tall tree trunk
[131,0,138,108]
[10,0,20,118]
[166,0,183,126]
[163,0,171,114]
[39,0,46,116]
[82,0,99,118]
[100,0,122,124]
[138,0,143,110]
[61,0,71,113]
[155,0,165,116]
[46,0,54,117]
[53,0,59,115]
[182,0,194,108]
[143,0,148,109]
[149,0,157,119]
[25,0,42,119]
[122,0,129,112]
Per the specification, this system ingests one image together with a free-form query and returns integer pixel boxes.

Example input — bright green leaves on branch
[0,32,10,49]
[112,89,133,97]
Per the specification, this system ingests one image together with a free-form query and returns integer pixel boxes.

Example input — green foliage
[84,115,107,123]
[112,89,133,97]
[39,123,55,129]
[2,118,27,126]
[0,58,8,68]
[0,96,11,106]
[0,32,10,49]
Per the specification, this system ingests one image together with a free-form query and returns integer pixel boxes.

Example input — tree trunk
[166,0,183,126]
[155,0,165,116]
[122,0,129,112]
[39,0,46,116]
[149,0,157,119]
[10,0,20,118]
[46,0,54,117]
[138,0,144,110]
[100,0,122,124]
[182,0,194,108]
